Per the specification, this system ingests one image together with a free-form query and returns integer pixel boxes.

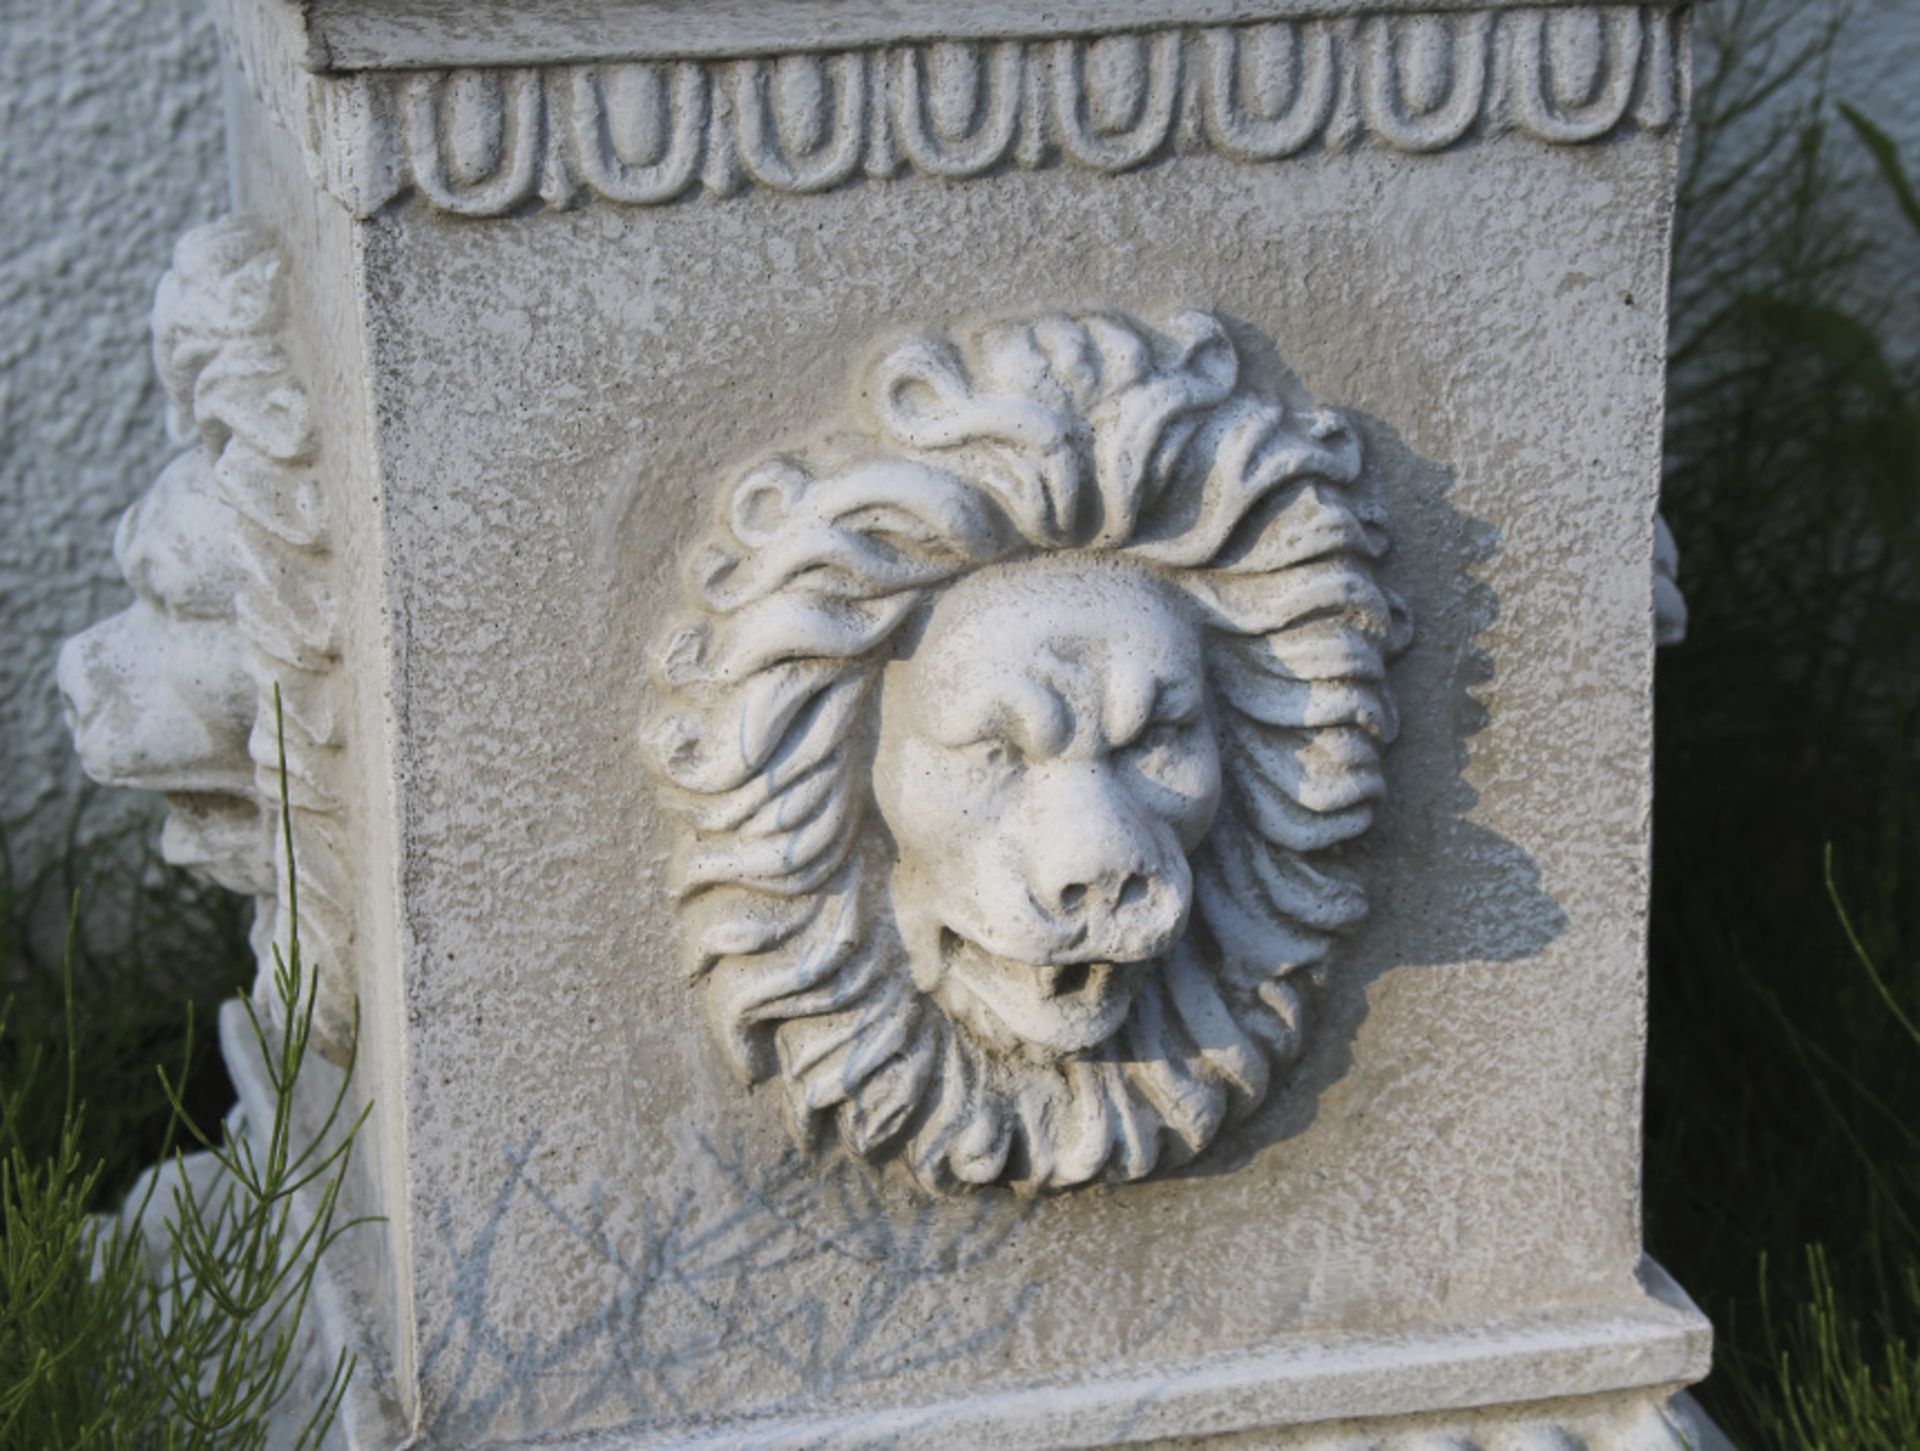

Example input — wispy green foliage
[0,900,169,1442]
[1762,1248,1920,1450]
[1745,866,1920,1449]
[0,697,368,1446]
[1,807,252,1212]
[1647,1,1920,1443]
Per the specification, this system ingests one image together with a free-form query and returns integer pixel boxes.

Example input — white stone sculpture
[647,311,1408,1191]
[58,443,268,897]
[57,215,355,1057]
[46,0,1724,1442]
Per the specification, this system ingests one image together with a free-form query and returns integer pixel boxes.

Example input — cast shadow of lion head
[644,310,1411,1193]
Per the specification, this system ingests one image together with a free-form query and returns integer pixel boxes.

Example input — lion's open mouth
[939,929,1131,1005]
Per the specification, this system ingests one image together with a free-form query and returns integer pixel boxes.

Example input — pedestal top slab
[264,0,1637,71]
[215,0,1687,222]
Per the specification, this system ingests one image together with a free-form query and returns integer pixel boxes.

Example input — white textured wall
[0,0,228,870]
[0,0,1914,882]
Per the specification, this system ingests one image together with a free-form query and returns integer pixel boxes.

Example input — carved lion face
[59,451,254,798]
[57,215,320,907]
[647,309,1407,1191]
[57,450,270,897]
[875,558,1221,1057]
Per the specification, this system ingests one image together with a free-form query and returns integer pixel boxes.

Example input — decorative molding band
[216,3,1686,218]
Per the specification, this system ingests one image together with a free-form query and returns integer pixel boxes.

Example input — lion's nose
[1024,765,1190,953]
[1054,870,1153,918]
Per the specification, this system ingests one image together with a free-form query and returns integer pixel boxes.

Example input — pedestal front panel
[209,4,1708,1444]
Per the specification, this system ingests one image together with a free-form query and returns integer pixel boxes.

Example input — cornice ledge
[276,0,1681,72]
[213,0,1691,219]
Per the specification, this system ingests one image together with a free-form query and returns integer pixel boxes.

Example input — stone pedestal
[60,0,1715,1444]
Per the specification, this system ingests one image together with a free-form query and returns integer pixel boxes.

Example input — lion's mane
[647,311,1407,1191]
[153,218,354,1059]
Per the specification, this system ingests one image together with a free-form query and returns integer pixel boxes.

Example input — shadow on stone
[1161,332,1567,1181]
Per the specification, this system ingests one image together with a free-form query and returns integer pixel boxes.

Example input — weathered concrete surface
[0,0,228,868]
[9,0,1918,892]
[343,141,1685,1448]
[198,1,1709,1435]
[54,0,1727,1444]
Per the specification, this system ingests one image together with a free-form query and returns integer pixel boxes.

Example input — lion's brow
[934,674,1072,758]
[1104,662,1203,748]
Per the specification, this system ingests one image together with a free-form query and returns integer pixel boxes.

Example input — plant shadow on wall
[419,1129,1037,1444]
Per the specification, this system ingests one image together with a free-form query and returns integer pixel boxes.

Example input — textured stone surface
[192,2,1711,1438]
[51,0,1731,1445]
[9,0,1917,877]
[8,0,1916,891]
[0,0,228,866]
[355,144,1679,1447]
[55,215,359,1055]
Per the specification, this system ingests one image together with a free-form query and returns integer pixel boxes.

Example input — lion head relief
[645,310,1409,1192]
[57,216,355,1060]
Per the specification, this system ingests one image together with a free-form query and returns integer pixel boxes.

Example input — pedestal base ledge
[499,1263,1707,1449]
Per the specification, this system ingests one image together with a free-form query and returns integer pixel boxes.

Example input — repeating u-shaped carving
[1201,22,1338,160]
[569,62,708,203]
[1049,31,1184,171]
[893,42,1024,177]
[1632,8,1680,130]
[1509,7,1645,142]
[366,10,1682,215]
[404,68,544,214]
[1361,13,1493,152]
[733,51,869,193]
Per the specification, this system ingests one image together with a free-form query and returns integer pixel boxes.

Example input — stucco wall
[0,0,228,873]
[0,0,1914,883]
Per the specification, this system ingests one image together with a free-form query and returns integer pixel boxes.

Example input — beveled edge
[273,0,1674,73]
[577,1264,1712,1448]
